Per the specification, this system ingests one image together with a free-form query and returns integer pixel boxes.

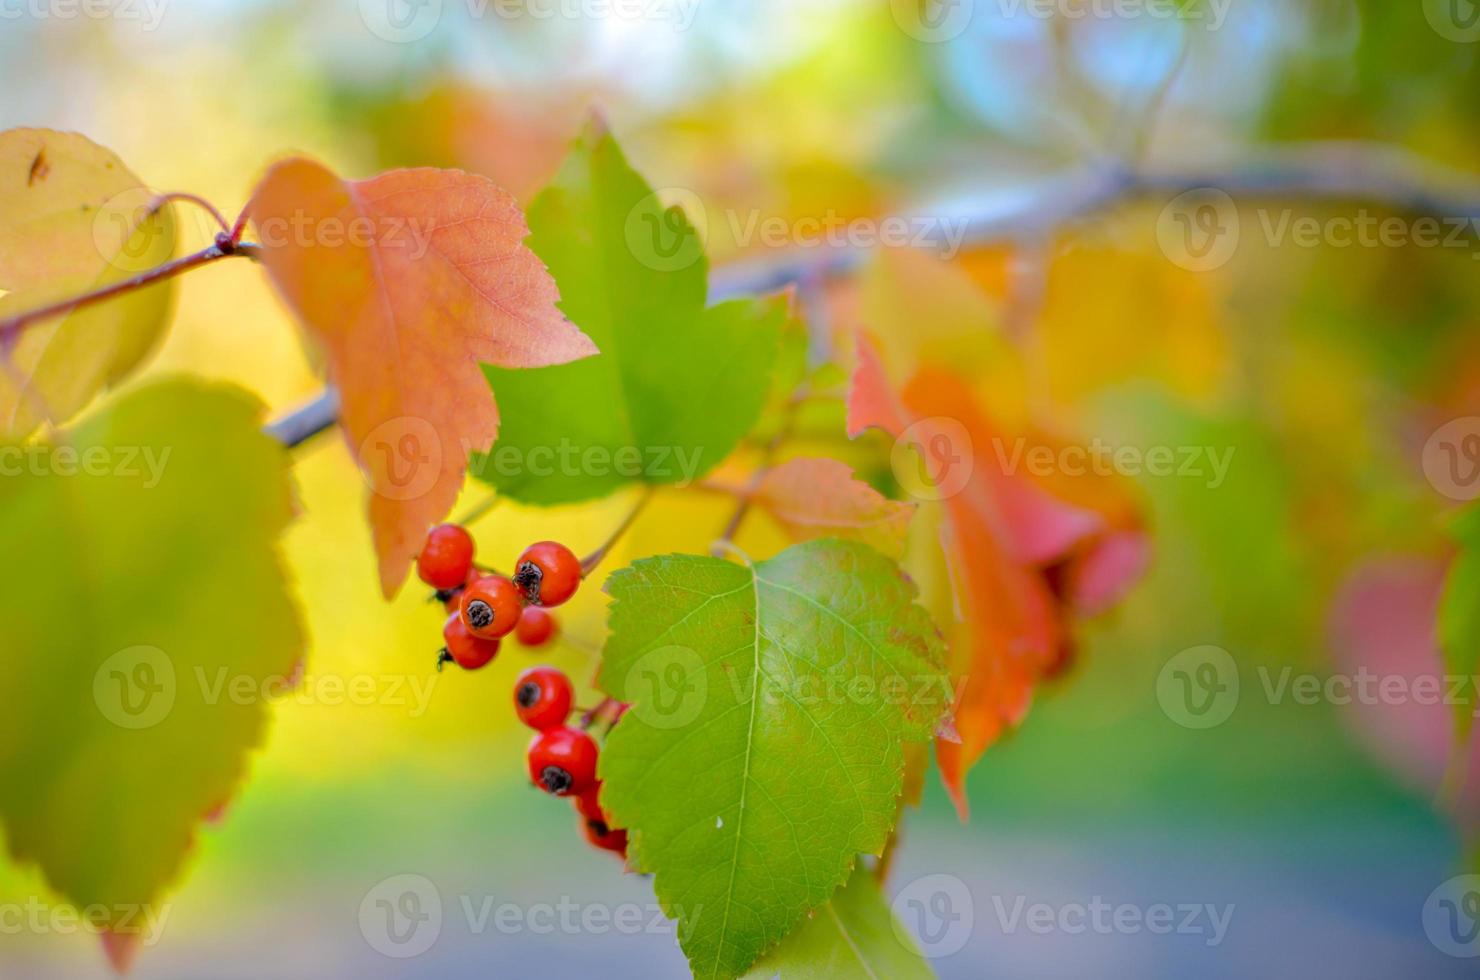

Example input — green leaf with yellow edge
[597,540,948,980]
[0,379,304,931]
[742,867,935,980]
[477,118,783,505]
[1440,504,1480,742]
[0,129,177,436]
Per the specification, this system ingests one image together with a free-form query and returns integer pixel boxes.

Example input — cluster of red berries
[516,666,628,858]
[416,524,581,670]
[417,524,626,858]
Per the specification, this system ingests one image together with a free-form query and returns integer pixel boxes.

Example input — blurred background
[4,0,1480,976]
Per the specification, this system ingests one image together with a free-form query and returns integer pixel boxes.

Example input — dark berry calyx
[587,818,609,836]
[465,599,494,629]
[516,681,541,709]
[433,586,463,605]
[435,649,454,672]
[540,765,573,794]
[514,561,544,603]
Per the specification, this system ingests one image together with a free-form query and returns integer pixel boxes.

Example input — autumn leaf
[246,159,597,596]
[0,128,177,436]
[597,540,948,980]
[477,118,783,505]
[753,457,915,559]
[0,379,303,938]
[848,331,1147,818]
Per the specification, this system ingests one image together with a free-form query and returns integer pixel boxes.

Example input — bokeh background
[4,0,1480,976]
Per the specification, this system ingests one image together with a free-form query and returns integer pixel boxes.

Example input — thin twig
[152,192,230,234]
[581,486,656,578]
[710,389,805,557]
[229,206,252,245]
[0,242,259,343]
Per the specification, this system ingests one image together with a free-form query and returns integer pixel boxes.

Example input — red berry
[460,575,523,639]
[527,726,598,796]
[572,784,604,823]
[439,612,499,671]
[417,524,474,591]
[515,606,558,647]
[435,567,480,612]
[514,541,581,607]
[579,814,628,856]
[514,666,573,731]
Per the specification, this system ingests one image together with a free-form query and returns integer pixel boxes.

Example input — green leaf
[477,118,783,505]
[0,379,303,929]
[597,540,948,980]
[0,129,177,436]
[742,868,936,980]
[1440,504,1480,740]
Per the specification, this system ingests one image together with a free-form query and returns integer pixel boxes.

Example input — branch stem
[0,241,260,344]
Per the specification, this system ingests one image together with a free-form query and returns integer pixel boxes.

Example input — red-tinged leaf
[847,332,1146,818]
[846,328,910,439]
[246,159,597,596]
[1330,556,1480,828]
[753,457,916,559]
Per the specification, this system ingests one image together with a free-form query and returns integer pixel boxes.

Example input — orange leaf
[247,160,597,596]
[848,332,1146,818]
[753,457,916,559]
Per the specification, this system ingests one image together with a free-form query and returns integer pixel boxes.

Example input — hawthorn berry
[514,666,573,731]
[439,612,499,671]
[417,524,475,591]
[435,567,480,612]
[514,541,581,607]
[527,725,598,796]
[579,815,628,856]
[515,605,558,647]
[460,574,523,639]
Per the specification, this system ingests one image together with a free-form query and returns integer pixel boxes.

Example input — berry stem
[455,491,502,528]
[580,486,656,578]
[0,240,261,344]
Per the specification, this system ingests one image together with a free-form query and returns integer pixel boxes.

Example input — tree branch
[258,140,1480,447]
[0,241,261,344]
